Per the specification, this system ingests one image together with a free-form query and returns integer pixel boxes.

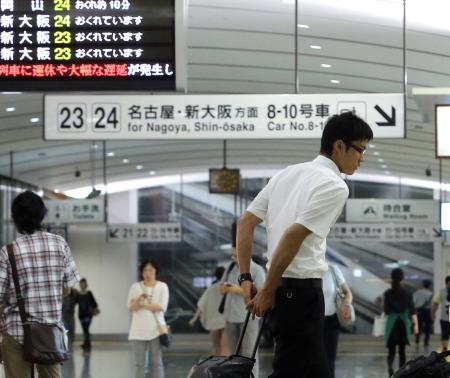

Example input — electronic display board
[209,168,240,194]
[0,0,186,91]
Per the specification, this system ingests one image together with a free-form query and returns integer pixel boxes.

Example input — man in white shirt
[236,112,373,378]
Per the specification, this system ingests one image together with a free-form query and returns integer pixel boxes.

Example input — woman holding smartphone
[128,259,169,378]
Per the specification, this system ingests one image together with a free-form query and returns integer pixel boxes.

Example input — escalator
[141,183,433,334]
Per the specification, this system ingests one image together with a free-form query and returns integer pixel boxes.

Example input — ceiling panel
[0,0,449,192]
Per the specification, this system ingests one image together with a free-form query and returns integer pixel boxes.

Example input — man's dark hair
[80,278,87,284]
[320,112,373,156]
[11,191,46,234]
[139,258,160,277]
[445,275,450,285]
[423,279,432,289]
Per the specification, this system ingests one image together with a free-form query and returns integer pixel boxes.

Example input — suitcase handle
[234,311,266,359]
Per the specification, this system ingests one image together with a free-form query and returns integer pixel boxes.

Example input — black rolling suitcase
[187,311,265,378]
[392,350,450,378]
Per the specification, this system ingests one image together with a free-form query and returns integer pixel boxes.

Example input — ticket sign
[107,223,181,242]
[44,93,404,140]
[0,0,186,91]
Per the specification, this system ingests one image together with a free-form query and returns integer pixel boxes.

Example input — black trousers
[323,314,340,378]
[268,284,330,378]
[415,308,432,346]
[80,315,92,346]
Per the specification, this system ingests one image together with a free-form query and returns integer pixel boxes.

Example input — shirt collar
[313,155,342,178]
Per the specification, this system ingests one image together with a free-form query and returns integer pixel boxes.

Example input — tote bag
[372,313,387,337]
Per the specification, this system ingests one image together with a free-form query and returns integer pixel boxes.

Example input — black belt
[278,277,322,289]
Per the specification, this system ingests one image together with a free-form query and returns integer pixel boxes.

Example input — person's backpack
[392,350,450,378]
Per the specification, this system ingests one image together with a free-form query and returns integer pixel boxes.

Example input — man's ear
[332,139,345,155]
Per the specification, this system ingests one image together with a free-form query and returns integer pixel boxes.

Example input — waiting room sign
[346,199,438,224]
[44,93,404,140]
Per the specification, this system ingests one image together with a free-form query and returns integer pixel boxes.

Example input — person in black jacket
[384,268,419,377]
[77,278,99,352]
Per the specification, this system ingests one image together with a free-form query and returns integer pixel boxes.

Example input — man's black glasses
[348,143,366,155]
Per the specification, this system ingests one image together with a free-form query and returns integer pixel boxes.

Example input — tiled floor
[60,334,441,378]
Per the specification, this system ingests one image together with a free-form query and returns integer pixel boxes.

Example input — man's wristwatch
[238,272,253,286]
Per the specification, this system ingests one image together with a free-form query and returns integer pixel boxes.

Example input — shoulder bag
[218,261,236,314]
[6,244,69,365]
[142,282,172,348]
[329,265,356,330]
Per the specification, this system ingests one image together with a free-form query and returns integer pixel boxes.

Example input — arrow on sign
[433,228,442,238]
[109,228,119,238]
[374,105,396,126]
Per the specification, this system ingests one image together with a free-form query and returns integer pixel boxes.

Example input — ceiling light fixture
[149,171,156,175]
[122,159,129,164]
[30,117,40,123]
[369,144,376,148]
[330,79,340,84]
[385,171,391,175]
[136,165,143,170]
[378,158,384,162]
[297,24,309,28]
[5,107,15,112]
[107,152,115,157]
[310,45,322,50]
[373,151,380,156]
[321,63,332,68]
[381,165,388,169]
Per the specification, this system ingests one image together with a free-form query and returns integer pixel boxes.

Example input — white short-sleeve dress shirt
[247,155,349,279]
[128,281,169,341]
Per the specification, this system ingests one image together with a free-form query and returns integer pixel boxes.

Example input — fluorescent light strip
[63,169,450,198]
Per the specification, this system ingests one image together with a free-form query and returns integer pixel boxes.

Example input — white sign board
[346,199,438,224]
[328,223,441,242]
[44,93,404,140]
[108,223,182,242]
[45,199,104,224]
[436,105,450,157]
[442,202,450,231]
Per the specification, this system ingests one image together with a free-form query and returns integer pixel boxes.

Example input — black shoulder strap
[6,244,28,324]
[224,261,236,281]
